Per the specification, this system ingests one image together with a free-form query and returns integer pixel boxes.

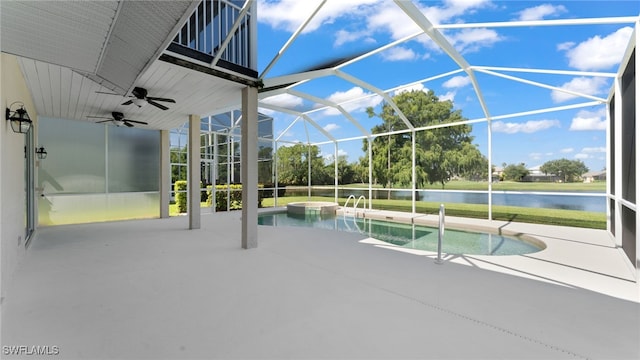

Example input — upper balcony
[166,0,257,80]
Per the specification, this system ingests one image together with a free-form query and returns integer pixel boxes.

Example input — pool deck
[1,209,639,359]
[336,207,638,302]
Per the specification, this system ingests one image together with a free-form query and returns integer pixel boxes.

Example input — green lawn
[339,181,605,192]
[169,202,209,216]
[263,196,606,229]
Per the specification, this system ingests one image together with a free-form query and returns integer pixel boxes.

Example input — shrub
[174,180,203,213]
[206,184,265,211]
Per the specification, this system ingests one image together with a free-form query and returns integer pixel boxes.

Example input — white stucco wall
[1,53,38,304]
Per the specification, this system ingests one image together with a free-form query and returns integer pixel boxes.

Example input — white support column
[368,138,373,210]
[241,86,258,249]
[411,131,416,214]
[634,30,640,285]
[334,142,339,203]
[307,144,311,199]
[188,115,201,229]
[160,130,170,218]
[614,77,623,246]
[488,118,493,221]
[213,132,218,212]
[274,141,279,207]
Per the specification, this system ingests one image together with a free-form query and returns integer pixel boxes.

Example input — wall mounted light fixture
[5,102,32,134]
[35,146,47,159]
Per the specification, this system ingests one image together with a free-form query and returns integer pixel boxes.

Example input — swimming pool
[258,212,544,256]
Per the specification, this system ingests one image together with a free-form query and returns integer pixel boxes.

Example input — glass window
[108,126,160,192]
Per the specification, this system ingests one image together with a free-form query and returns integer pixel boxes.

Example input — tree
[503,163,529,181]
[540,158,589,183]
[275,144,328,186]
[364,89,487,188]
[170,147,187,184]
[258,146,273,185]
[325,155,356,185]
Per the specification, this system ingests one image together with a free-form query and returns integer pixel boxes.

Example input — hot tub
[287,201,339,216]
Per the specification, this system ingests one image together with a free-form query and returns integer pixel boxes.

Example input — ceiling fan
[123,87,175,110]
[96,87,176,110]
[87,111,148,128]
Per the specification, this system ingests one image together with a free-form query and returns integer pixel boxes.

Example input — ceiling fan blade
[87,116,112,120]
[95,120,113,123]
[123,121,135,128]
[146,96,176,103]
[147,100,169,111]
[121,100,134,106]
[123,119,148,125]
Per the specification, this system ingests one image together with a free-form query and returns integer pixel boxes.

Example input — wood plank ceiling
[2,1,246,130]
[18,58,246,130]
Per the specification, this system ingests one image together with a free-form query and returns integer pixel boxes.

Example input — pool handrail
[354,195,366,211]
[344,195,356,210]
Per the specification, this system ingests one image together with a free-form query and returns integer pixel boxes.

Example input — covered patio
[2,212,637,359]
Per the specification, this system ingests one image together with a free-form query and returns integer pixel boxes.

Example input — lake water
[282,188,606,213]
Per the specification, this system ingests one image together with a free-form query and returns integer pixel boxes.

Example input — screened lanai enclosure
[165,1,638,268]
[168,4,638,220]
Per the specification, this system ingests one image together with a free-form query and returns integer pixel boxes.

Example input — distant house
[522,166,559,182]
[582,170,606,183]
[492,166,503,182]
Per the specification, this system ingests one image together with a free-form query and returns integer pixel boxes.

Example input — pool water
[258,212,543,256]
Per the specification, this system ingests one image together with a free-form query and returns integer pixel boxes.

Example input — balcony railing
[172,0,253,70]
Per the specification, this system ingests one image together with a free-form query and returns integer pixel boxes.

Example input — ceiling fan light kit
[87,111,148,128]
[95,86,176,111]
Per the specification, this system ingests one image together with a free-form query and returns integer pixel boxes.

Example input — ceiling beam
[259,103,336,142]
[260,0,327,79]
[434,16,639,29]
[474,68,608,103]
[287,89,371,137]
[335,69,414,130]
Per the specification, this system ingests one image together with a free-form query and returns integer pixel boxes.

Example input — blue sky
[255,0,639,173]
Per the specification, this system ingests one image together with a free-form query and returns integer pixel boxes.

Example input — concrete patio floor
[1,210,639,359]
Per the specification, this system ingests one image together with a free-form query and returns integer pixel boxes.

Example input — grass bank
[338,181,605,192]
[262,196,606,229]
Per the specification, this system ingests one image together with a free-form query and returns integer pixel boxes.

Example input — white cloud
[366,0,494,45]
[560,148,574,153]
[438,91,456,103]
[323,87,383,115]
[261,93,304,109]
[582,146,606,153]
[530,153,543,160]
[570,109,607,131]
[381,46,418,61]
[258,0,380,33]
[491,119,560,134]
[516,4,567,21]
[446,28,504,53]
[334,29,376,47]
[561,27,633,71]
[259,0,501,56]
[551,77,609,103]
[323,123,340,132]
[575,153,589,159]
[443,75,471,89]
[395,83,429,95]
[557,41,575,51]
[323,149,349,162]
